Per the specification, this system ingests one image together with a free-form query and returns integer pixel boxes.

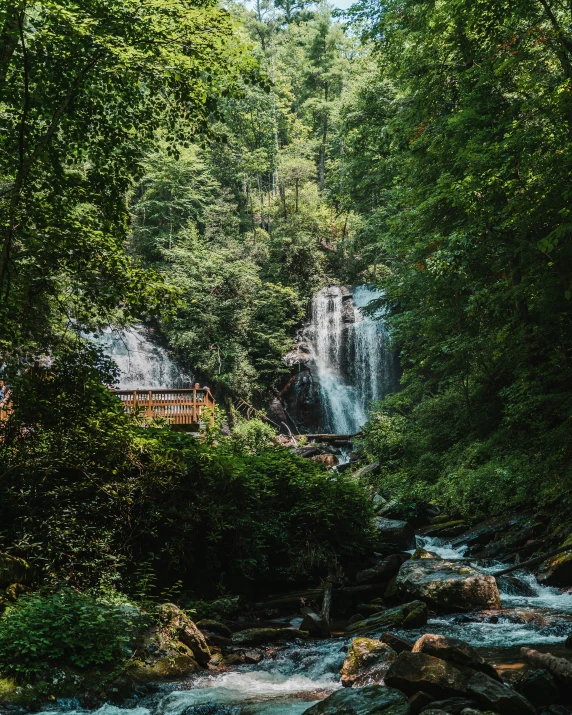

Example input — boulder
[357,603,387,616]
[515,669,559,708]
[346,601,428,635]
[125,651,200,683]
[380,632,414,654]
[537,543,572,587]
[385,651,472,699]
[303,685,411,715]
[466,671,535,715]
[243,649,264,664]
[408,691,433,713]
[419,698,479,713]
[196,619,232,638]
[129,603,210,680]
[340,638,397,687]
[411,548,441,560]
[301,611,331,638]
[156,603,211,666]
[565,633,572,649]
[412,634,500,681]
[231,627,307,645]
[372,494,388,512]
[357,555,410,585]
[353,463,381,480]
[392,560,501,612]
[374,518,416,551]
[312,454,338,467]
[294,446,321,459]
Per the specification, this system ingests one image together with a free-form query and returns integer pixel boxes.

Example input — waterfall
[91,325,192,389]
[302,285,397,434]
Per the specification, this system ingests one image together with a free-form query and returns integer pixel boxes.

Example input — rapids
[36,535,572,715]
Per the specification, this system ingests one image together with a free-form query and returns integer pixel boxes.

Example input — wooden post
[147,391,153,420]
[193,383,198,424]
[133,390,137,416]
[321,566,337,623]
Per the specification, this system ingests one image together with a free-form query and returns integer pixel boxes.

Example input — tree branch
[538,0,572,76]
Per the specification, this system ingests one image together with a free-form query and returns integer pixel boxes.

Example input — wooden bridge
[114,384,215,428]
[0,382,215,430]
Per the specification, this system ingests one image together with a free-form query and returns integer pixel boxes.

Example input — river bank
[3,513,571,715]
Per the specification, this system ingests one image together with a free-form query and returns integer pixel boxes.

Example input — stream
[38,535,572,715]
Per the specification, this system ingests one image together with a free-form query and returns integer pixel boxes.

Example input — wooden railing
[0,392,9,423]
[113,384,215,428]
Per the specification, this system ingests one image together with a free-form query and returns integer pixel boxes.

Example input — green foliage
[336,0,572,522]
[0,590,135,680]
[0,0,252,359]
[231,418,278,454]
[0,348,373,592]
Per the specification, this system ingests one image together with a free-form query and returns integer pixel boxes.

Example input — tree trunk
[319,83,329,191]
[0,3,24,97]
[492,544,572,576]
[521,647,572,687]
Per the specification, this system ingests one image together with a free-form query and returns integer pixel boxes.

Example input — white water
[401,536,572,652]
[303,286,396,434]
[92,325,192,389]
[38,641,345,715]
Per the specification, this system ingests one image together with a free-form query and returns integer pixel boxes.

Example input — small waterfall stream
[301,286,397,434]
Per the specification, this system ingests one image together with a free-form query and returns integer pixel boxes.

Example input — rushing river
[37,535,572,715]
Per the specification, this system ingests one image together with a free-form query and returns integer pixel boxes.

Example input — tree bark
[537,0,572,77]
[492,543,572,576]
[319,83,329,191]
[521,647,572,687]
[0,3,24,99]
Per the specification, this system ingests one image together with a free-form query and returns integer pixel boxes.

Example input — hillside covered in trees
[1,0,572,710]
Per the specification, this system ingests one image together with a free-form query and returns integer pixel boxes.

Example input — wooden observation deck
[114,384,215,429]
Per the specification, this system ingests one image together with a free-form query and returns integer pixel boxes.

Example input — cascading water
[302,286,397,434]
[92,325,191,389]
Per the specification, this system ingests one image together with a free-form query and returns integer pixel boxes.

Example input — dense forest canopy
[1,0,572,698]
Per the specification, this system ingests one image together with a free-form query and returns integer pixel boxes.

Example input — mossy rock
[196,619,232,638]
[125,652,200,683]
[537,536,572,587]
[340,637,397,687]
[0,554,33,587]
[393,559,500,612]
[345,600,428,635]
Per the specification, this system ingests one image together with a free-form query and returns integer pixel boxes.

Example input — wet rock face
[126,603,209,683]
[301,610,331,638]
[412,634,500,681]
[419,697,479,713]
[391,559,501,612]
[303,685,411,715]
[375,518,416,552]
[356,554,409,585]
[156,603,211,666]
[231,627,308,646]
[340,638,397,687]
[384,651,472,700]
[346,600,428,635]
[466,671,536,715]
[515,669,559,708]
[537,546,572,587]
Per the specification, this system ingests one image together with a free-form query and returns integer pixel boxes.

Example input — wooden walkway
[114,384,215,428]
[0,383,215,430]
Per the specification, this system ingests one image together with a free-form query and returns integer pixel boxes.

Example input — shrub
[0,590,136,680]
[231,418,278,454]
